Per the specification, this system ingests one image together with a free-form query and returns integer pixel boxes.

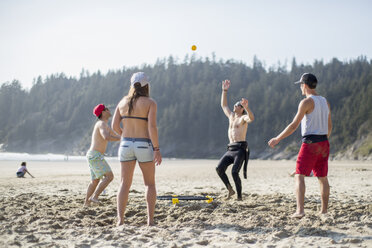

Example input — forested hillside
[1,56,371,159]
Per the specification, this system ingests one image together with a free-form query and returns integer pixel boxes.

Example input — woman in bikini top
[121,115,148,121]
[111,72,161,227]
[113,91,156,142]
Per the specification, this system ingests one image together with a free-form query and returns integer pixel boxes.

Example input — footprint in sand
[125,210,137,217]
[196,240,209,246]
[25,234,39,243]
[50,223,63,229]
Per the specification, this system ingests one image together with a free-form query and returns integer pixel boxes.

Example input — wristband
[153,147,160,151]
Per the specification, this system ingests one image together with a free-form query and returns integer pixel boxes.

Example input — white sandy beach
[0,159,371,247]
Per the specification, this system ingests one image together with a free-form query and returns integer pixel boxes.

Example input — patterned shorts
[86,150,112,180]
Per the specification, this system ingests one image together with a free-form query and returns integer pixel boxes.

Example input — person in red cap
[268,73,332,219]
[84,104,121,207]
[112,72,162,226]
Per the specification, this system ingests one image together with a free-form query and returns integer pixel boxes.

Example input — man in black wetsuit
[216,79,255,200]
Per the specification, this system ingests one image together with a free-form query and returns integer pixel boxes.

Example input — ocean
[0,152,87,161]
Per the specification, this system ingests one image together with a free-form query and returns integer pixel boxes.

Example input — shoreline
[1,151,372,162]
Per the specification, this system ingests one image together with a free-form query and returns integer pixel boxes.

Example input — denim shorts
[16,171,25,178]
[118,138,154,163]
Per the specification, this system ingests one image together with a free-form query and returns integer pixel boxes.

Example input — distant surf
[0,152,181,161]
[0,152,86,161]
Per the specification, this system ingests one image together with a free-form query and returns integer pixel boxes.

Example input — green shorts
[86,150,112,180]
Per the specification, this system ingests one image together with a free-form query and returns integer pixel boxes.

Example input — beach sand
[0,159,371,247]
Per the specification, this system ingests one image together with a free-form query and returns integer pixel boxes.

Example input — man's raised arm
[221,80,232,117]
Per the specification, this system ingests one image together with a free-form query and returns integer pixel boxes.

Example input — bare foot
[147,217,155,226]
[318,212,331,221]
[89,197,100,204]
[226,188,235,200]
[291,212,305,219]
[83,198,92,207]
[116,219,124,226]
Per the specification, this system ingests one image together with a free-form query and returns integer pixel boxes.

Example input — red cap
[93,104,105,117]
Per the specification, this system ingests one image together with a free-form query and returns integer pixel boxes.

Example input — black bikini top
[121,116,148,121]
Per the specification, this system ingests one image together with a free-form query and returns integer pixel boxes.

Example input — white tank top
[301,95,329,136]
[17,165,27,173]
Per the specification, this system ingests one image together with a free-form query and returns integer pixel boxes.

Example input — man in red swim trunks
[268,73,332,218]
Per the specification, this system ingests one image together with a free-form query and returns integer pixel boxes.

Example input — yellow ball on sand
[191,45,197,51]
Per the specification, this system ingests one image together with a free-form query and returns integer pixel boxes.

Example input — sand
[0,159,371,247]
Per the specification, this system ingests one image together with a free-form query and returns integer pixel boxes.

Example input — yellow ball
[191,45,197,51]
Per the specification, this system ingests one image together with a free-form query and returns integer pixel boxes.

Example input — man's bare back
[90,121,118,154]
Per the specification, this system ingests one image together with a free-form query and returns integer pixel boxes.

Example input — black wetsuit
[216,141,249,199]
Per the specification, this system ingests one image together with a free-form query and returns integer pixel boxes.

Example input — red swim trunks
[296,140,329,177]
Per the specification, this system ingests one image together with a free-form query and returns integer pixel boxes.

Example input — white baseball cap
[130,72,149,87]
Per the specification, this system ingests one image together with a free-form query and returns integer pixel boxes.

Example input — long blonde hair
[126,83,149,115]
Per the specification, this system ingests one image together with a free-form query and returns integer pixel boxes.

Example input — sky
[1,0,371,89]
